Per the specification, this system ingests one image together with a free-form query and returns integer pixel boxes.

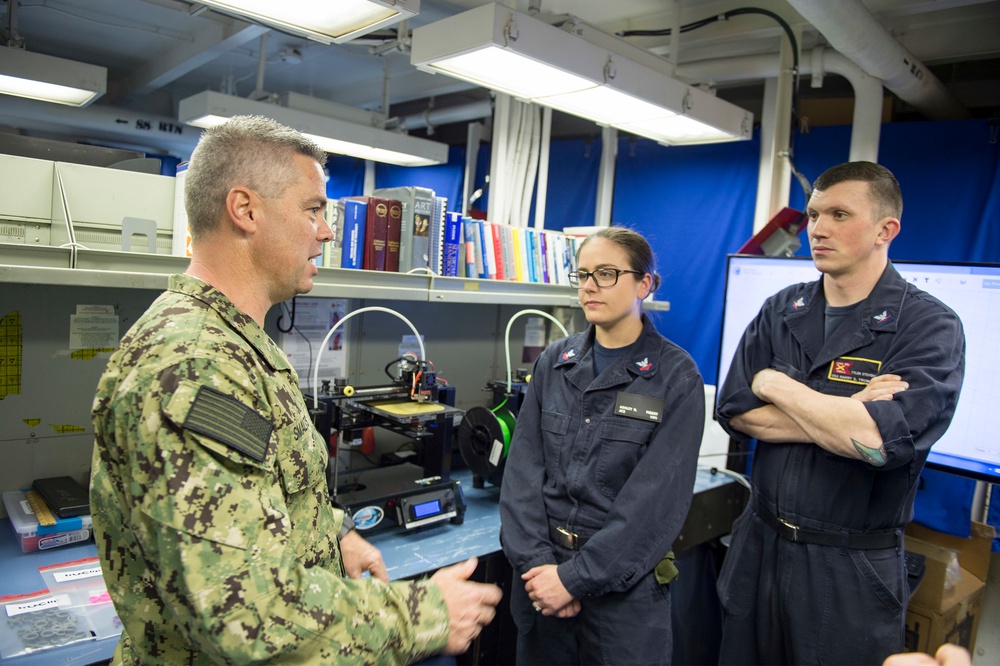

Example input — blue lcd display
[413,499,442,519]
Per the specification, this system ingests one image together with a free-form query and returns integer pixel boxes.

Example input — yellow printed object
[368,400,446,416]
[72,348,116,360]
[0,311,22,399]
[50,424,87,433]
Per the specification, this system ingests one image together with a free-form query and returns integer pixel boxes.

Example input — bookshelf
[0,244,596,307]
[0,244,669,310]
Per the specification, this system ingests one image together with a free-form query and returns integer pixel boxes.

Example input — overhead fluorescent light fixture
[178,90,448,166]
[411,3,752,145]
[197,0,419,44]
[0,47,106,107]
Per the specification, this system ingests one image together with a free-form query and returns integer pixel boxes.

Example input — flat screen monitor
[716,255,1000,483]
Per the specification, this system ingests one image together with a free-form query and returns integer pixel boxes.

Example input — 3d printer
[456,308,572,489]
[456,373,528,489]
[308,353,467,535]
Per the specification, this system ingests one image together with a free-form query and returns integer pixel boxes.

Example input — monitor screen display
[716,255,1000,483]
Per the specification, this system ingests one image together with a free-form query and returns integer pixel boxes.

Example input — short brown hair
[812,161,902,221]
[577,226,661,296]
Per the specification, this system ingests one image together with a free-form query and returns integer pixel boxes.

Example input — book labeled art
[372,186,435,273]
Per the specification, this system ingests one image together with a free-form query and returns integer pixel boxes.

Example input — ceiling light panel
[0,47,106,107]
[197,0,419,44]
[178,91,448,167]
[411,2,753,145]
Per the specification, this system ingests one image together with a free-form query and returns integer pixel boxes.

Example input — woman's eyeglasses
[568,268,644,288]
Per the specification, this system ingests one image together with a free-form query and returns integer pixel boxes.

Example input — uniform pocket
[848,547,904,612]
[716,509,763,620]
[595,418,653,498]
[540,410,569,486]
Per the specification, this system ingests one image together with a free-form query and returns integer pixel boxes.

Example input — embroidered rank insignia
[828,356,882,386]
[184,386,272,461]
[786,295,808,313]
[634,357,654,373]
[872,309,894,326]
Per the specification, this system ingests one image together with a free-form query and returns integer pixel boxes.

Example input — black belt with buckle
[753,496,899,550]
[548,522,592,550]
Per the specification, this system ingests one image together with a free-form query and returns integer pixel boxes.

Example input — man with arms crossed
[716,161,965,665]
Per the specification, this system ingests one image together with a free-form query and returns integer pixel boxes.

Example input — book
[363,196,390,271]
[489,221,505,281]
[465,219,486,279]
[463,219,479,278]
[500,224,515,282]
[340,198,367,270]
[324,199,344,268]
[429,196,447,275]
[442,211,462,277]
[373,186,435,273]
[410,188,435,271]
[539,230,551,283]
[511,227,525,282]
[385,198,402,272]
[480,221,497,280]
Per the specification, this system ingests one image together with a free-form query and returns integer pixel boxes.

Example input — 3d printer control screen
[412,499,442,519]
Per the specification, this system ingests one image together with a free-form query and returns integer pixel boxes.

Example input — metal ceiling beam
[109,15,269,103]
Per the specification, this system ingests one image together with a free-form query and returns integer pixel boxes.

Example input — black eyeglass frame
[568,268,645,288]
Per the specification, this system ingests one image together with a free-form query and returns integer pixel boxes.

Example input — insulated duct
[0,95,492,160]
[0,96,200,158]
[680,47,884,163]
[395,100,493,133]
[785,0,969,119]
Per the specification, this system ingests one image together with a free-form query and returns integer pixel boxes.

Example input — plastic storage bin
[2,491,92,553]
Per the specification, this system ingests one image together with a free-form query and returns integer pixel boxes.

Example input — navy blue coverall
[499,314,704,665]
[716,263,965,665]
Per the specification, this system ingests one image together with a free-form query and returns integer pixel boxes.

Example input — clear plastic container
[2,491,92,553]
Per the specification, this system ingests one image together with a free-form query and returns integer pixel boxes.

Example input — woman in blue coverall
[498,227,705,665]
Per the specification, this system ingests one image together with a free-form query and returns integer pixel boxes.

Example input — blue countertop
[0,467,735,664]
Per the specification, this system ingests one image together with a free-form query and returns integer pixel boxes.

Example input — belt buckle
[779,516,800,542]
[556,526,578,549]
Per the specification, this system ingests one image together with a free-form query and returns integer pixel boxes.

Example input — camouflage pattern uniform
[91,275,449,665]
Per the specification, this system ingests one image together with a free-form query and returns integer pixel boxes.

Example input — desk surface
[367,469,504,580]
[0,524,118,665]
[0,467,735,664]
[366,466,738,579]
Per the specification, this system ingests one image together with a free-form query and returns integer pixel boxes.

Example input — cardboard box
[903,521,994,654]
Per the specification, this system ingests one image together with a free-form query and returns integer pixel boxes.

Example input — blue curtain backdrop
[357,117,1000,543]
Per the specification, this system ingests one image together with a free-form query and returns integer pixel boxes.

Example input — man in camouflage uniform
[90,115,502,665]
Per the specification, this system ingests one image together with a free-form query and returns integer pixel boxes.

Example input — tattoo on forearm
[852,438,887,466]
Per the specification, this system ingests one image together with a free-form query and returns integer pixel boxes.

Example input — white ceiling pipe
[786,0,969,120]
[0,96,200,158]
[679,47,884,163]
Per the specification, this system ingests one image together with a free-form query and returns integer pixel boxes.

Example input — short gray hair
[184,115,326,238]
